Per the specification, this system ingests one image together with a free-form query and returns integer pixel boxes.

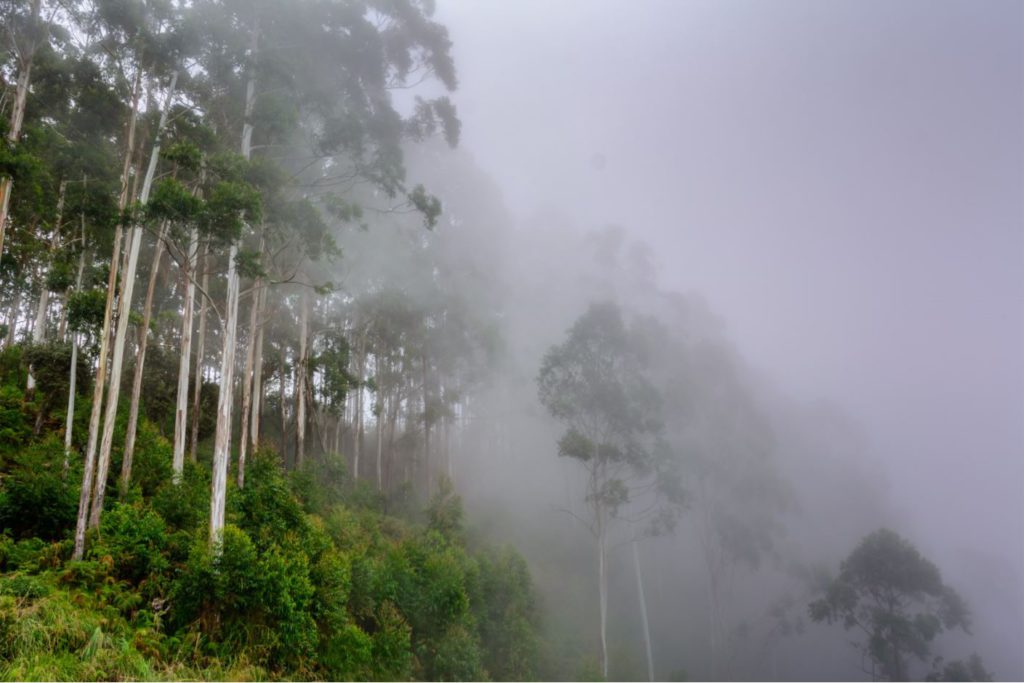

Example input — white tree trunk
[90,71,178,528]
[377,393,384,491]
[295,287,309,467]
[249,282,266,452]
[0,0,42,259]
[121,222,167,489]
[210,24,257,545]
[172,228,199,481]
[62,244,87,475]
[598,510,609,680]
[236,264,262,488]
[354,332,365,479]
[209,243,240,542]
[73,71,142,561]
[632,537,654,681]
[189,241,209,463]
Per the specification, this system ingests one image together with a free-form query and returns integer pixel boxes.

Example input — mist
[423,0,1023,679]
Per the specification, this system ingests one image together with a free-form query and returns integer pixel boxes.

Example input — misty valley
[0,1,1020,681]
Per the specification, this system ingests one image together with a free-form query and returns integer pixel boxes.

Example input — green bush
[0,436,78,540]
[170,525,317,672]
[151,460,208,532]
[0,384,30,459]
[90,503,168,588]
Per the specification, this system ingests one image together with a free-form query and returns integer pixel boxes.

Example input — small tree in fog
[809,528,971,682]
[538,301,681,679]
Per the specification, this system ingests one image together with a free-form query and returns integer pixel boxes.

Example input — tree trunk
[189,241,209,463]
[353,331,365,480]
[172,228,198,481]
[295,287,309,467]
[377,386,384,492]
[280,351,288,461]
[236,237,264,487]
[209,243,240,542]
[121,222,168,490]
[632,537,654,681]
[5,280,21,346]
[211,23,257,544]
[62,243,87,476]
[598,504,609,680]
[249,281,266,452]
[90,70,178,529]
[0,0,43,260]
[73,70,142,561]
[422,353,430,496]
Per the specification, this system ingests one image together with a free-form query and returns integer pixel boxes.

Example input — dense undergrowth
[0,345,542,681]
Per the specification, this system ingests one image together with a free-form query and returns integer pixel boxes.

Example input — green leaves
[809,528,973,681]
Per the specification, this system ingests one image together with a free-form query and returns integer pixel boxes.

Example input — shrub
[171,525,317,672]
[0,436,78,540]
[151,460,208,532]
[90,503,168,588]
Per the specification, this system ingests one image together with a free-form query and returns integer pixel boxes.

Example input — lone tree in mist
[809,528,972,682]
[538,301,681,679]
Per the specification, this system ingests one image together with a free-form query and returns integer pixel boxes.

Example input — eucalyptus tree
[810,529,972,682]
[537,301,682,678]
[0,0,46,261]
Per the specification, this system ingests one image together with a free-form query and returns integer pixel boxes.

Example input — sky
[434,0,1024,660]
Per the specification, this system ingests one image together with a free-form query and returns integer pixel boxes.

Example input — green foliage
[171,525,317,669]
[809,529,972,681]
[0,384,31,458]
[471,547,541,681]
[289,450,348,516]
[927,654,994,682]
[90,503,168,587]
[427,477,465,543]
[0,437,78,541]
[0,384,540,682]
[151,461,208,532]
[66,289,106,335]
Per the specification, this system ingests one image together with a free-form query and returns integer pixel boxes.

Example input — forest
[0,0,1020,681]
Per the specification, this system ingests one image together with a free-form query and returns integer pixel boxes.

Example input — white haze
[429,0,1024,679]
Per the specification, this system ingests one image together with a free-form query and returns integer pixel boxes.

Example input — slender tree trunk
[598,505,609,680]
[5,280,21,346]
[62,244,87,475]
[632,537,655,681]
[0,0,42,260]
[249,282,266,452]
[422,353,431,495]
[90,70,179,528]
[211,23,257,544]
[237,237,264,487]
[171,228,198,480]
[189,241,209,463]
[121,222,168,491]
[377,388,384,492]
[280,351,288,461]
[209,242,240,542]
[295,287,309,467]
[353,331,365,479]
[73,70,143,561]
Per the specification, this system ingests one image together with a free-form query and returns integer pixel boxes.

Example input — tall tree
[537,301,680,678]
[810,528,972,682]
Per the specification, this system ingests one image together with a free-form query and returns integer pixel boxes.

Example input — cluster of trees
[0,1,537,679]
[0,0,483,557]
[524,220,996,681]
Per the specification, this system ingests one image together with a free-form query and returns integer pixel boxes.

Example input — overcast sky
[435,0,1024,632]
